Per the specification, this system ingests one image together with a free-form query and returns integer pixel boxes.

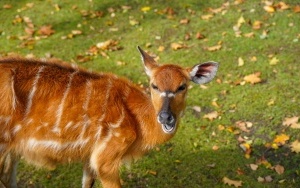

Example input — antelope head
[138,46,219,134]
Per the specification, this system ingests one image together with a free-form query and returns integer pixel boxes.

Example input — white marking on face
[53,71,78,134]
[24,66,45,119]
[160,92,175,98]
[90,130,113,171]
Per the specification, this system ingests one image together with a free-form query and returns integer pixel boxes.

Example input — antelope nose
[158,112,174,125]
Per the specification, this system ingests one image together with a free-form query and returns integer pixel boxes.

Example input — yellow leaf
[238,57,244,66]
[206,44,222,52]
[269,57,279,65]
[223,177,242,187]
[273,134,290,145]
[141,6,151,12]
[201,14,214,20]
[290,140,300,153]
[264,5,275,13]
[252,20,263,30]
[290,123,300,129]
[243,72,262,84]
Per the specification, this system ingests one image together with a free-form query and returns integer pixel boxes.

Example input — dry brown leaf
[243,72,262,84]
[275,2,289,10]
[180,18,190,24]
[212,145,219,150]
[3,4,12,9]
[235,121,250,132]
[203,111,218,121]
[171,43,185,50]
[283,116,299,126]
[192,106,201,113]
[250,164,258,171]
[196,32,205,40]
[223,177,242,187]
[290,140,300,153]
[293,5,300,13]
[38,25,55,36]
[274,164,284,175]
[291,123,300,129]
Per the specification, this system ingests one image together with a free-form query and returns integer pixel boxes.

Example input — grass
[1,0,300,187]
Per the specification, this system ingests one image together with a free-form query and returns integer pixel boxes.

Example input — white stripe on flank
[12,124,22,135]
[24,66,45,119]
[27,137,90,151]
[109,108,125,128]
[53,71,78,134]
[83,80,92,111]
[90,130,113,171]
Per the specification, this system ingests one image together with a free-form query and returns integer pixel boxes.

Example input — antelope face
[138,46,219,134]
[150,65,189,134]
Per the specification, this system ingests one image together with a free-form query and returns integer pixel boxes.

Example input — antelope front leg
[0,153,19,188]
[82,164,95,188]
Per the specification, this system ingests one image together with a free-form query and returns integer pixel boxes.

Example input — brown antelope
[0,47,218,188]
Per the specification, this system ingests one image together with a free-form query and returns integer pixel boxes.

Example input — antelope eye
[151,84,159,90]
[177,84,186,92]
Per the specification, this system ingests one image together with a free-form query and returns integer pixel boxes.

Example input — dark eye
[151,84,159,90]
[177,84,186,92]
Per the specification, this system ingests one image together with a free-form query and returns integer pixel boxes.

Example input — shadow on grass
[16,143,300,188]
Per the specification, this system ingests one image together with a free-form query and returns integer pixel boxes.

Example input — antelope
[0,47,218,188]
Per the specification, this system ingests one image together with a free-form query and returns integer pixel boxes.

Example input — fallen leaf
[171,43,186,50]
[203,111,218,121]
[244,32,255,38]
[290,123,300,129]
[238,57,244,66]
[3,4,12,9]
[192,106,201,113]
[38,25,55,36]
[201,14,214,20]
[157,46,165,52]
[265,175,273,182]
[252,20,263,30]
[243,72,262,84]
[180,18,190,24]
[250,164,258,171]
[206,44,222,52]
[257,176,265,182]
[196,32,205,39]
[283,116,299,126]
[141,6,151,13]
[264,5,275,13]
[148,170,157,176]
[290,140,300,153]
[275,2,289,10]
[273,134,290,145]
[223,177,242,187]
[269,57,279,65]
[293,5,300,13]
[212,145,219,150]
[274,164,284,175]
[235,121,250,132]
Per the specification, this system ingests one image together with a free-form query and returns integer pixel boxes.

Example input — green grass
[1,0,300,187]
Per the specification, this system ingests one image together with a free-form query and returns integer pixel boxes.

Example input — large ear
[137,46,159,77]
[188,62,219,84]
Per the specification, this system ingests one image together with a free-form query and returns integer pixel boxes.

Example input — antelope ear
[137,46,159,77]
[188,62,219,84]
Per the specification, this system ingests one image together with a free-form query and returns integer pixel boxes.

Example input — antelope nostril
[159,112,174,124]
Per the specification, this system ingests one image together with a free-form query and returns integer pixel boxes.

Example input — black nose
[158,111,175,125]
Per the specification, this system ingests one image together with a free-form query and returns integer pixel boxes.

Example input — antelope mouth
[161,122,176,134]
